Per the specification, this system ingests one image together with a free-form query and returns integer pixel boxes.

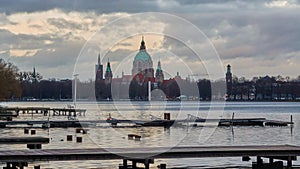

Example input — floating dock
[0,117,293,128]
[0,145,299,169]
[0,107,293,128]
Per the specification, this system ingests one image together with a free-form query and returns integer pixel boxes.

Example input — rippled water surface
[0,101,300,168]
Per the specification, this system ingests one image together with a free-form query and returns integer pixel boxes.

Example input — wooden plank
[0,145,299,162]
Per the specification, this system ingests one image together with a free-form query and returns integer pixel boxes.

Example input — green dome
[134,50,152,62]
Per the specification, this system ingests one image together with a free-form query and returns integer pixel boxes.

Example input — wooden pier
[0,145,299,169]
[0,117,294,128]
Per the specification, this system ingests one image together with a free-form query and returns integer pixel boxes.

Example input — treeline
[227,75,300,101]
[0,59,21,100]
[0,59,300,101]
[16,75,299,101]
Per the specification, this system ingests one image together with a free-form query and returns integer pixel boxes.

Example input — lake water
[0,101,300,168]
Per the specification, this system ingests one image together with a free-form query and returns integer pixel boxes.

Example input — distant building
[95,36,183,101]
[95,54,103,81]
[132,36,154,81]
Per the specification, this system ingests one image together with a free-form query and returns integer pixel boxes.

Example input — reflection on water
[0,101,299,168]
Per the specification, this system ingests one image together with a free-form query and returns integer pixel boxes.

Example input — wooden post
[160,164,166,169]
[132,160,137,169]
[16,109,19,116]
[27,144,42,149]
[269,157,273,164]
[128,134,134,140]
[76,128,82,133]
[287,156,292,169]
[135,135,141,141]
[31,130,36,135]
[24,128,29,134]
[231,112,235,126]
[67,135,73,141]
[123,159,127,169]
[144,162,149,169]
[164,113,170,120]
[76,137,82,143]
[257,156,263,166]
[6,162,11,168]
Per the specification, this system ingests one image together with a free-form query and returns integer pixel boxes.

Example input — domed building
[96,36,180,101]
[131,37,154,80]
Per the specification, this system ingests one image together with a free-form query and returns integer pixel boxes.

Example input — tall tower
[132,36,154,79]
[95,54,103,81]
[155,60,164,83]
[32,66,37,83]
[105,59,113,84]
[226,64,233,99]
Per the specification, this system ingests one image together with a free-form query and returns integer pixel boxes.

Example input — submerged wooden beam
[0,137,49,144]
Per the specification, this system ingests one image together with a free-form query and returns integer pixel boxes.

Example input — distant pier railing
[0,107,86,117]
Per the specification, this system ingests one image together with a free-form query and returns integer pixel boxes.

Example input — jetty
[0,107,293,128]
[0,116,293,128]
[0,145,299,169]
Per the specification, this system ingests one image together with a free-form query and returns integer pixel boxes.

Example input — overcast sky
[0,0,299,81]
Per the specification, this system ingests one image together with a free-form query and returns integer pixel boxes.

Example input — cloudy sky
[0,0,299,81]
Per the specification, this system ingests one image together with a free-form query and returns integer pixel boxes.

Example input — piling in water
[30,130,36,135]
[67,135,72,141]
[76,137,82,143]
[24,128,29,134]
[164,113,170,120]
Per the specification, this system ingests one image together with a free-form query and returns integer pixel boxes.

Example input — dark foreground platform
[0,145,300,168]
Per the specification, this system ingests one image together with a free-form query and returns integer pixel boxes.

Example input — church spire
[105,58,113,84]
[140,36,146,50]
[106,58,111,73]
[155,60,164,83]
[95,53,103,81]
[98,53,101,65]
[157,60,162,71]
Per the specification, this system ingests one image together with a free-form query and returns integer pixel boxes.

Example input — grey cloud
[0,0,159,14]
[0,29,63,51]
[10,39,85,78]
[1,0,300,79]
[0,27,85,78]
[47,18,83,30]
[0,0,72,14]
[163,8,300,61]
[3,0,299,14]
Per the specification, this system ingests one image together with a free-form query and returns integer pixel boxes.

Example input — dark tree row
[0,59,21,100]
[227,76,300,101]
[20,79,72,101]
